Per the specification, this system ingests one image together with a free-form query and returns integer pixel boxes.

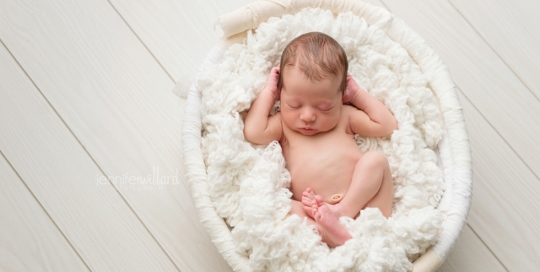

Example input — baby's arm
[243,67,283,145]
[343,75,398,137]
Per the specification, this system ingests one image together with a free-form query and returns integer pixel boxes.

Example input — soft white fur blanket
[198,8,444,272]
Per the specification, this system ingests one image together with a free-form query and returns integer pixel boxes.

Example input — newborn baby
[243,32,398,247]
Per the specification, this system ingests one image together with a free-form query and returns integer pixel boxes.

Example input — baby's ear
[277,70,283,90]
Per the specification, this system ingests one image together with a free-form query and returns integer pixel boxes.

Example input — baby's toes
[304,188,316,197]
[301,197,310,207]
[314,195,325,206]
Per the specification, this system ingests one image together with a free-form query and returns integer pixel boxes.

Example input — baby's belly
[288,149,362,203]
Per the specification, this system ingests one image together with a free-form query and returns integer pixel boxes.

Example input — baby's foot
[302,188,346,219]
[302,188,321,218]
[313,199,352,247]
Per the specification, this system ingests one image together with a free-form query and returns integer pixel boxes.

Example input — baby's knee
[362,151,389,168]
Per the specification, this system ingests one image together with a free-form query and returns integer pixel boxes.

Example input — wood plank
[0,0,227,270]
[0,152,89,272]
[438,224,506,272]
[459,91,540,270]
[381,0,540,178]
[110,0,253,82]
[0,40,177,270]
[449,0,540,99]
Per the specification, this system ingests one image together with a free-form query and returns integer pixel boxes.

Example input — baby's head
[278,32,348,93]
[277,32,349,135]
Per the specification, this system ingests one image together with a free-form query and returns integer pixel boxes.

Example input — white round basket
[183,1,472,271]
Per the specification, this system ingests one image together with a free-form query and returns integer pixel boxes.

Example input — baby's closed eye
[287,103,301,109]
[318,103,333,111]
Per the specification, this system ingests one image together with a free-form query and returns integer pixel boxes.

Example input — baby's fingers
[264,66,281,100]
[271,67,280,82]
[343,76,362,103]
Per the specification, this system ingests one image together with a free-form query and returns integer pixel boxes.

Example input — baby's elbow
[243,125,257,143]
[380,119,398,137]
[243,125,265,145]
[388,118,398,134]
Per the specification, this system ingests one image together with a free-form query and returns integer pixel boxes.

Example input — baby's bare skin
[244,65,397,247]
[281,104,361,205]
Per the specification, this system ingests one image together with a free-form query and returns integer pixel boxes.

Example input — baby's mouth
[299,127,317,134]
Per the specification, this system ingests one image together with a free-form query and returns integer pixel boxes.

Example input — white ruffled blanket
[198,8,445,271]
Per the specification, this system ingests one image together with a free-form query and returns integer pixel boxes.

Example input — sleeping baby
[243,32,398,247]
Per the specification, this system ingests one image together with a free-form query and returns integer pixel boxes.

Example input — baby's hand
[263,67,280,101]
[342,74,363,104]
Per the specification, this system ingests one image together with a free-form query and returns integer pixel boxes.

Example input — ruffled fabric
[198,8,444,271]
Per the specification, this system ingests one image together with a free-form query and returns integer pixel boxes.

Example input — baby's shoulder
[340,105,361,134]
[340,104,360,120]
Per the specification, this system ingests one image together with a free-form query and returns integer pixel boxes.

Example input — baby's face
[280,67,342,135]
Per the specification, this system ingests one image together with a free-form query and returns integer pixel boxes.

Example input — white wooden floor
[1,0,538,271]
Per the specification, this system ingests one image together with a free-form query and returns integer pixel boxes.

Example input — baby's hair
[278,32,348,93]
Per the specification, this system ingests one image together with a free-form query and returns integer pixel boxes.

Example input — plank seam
[466,223,509,272]
[0,37,180,272]
[103,2,185,270]
[379,0,539,183]
[0,149,92,271]
[447,0,540,104]
[107,0,175,83]
[456,86,539,181]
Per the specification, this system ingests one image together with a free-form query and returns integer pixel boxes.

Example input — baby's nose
[300,108,316,122]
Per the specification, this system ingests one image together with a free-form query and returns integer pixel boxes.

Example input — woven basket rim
[182,1,472,271]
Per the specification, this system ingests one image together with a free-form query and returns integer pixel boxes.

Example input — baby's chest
[283,133,361,169]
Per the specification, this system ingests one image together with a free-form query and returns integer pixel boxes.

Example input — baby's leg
[290,200,351,247]
[338,151,393,218]
[311,197,352,247]
[303,151,393,219]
